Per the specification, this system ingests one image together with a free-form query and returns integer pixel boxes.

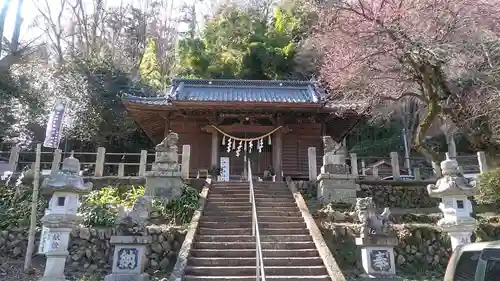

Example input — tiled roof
[123,78,322,105]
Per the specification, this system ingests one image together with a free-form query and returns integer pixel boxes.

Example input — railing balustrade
[248,160,266,281]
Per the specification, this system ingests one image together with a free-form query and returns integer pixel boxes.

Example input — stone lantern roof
[41,152,93,195]
[426,157,477,197]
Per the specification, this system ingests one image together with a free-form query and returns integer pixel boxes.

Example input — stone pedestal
[317,173,357,205]
[145,170,183,199]
[39,224,76,281]
[356,236,399,279]
[105,236,152,281]
[145,131,184,200]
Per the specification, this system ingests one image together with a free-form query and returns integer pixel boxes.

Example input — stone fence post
[138,150,148,177]
[181,144,191,179]
[94,147,106,177]
[350,153,358,177]
[477,151,488,173]
[118,163,125,177]
[8,146,20,172]
[308,147,317,181]
[390,152,400,179]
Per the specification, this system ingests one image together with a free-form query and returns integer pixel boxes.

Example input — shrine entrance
[219,132,273,180]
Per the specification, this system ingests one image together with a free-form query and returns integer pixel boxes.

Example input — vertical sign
[220,157,230,182]
[43,102,66,149]
[38,209,50,254]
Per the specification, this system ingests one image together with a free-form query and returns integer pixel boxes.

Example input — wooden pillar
[307,147,317,181]
[272,130,283,182]
[211,130,219,167]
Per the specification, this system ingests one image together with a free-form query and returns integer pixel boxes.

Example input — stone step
[187,257,324,267]
[184,266,328,276]
[204,202,297,212]
[204,201,296,207]
[208,196,293,201]
[197,228,310,236]
[198,221,305,229]
[183,276,330,281]
[192,241,315,250]
[195,235,312,243]
[202,210,302,217]
[199,216,303,223]
[189,248,320,258]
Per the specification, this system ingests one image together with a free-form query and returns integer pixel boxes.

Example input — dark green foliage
[176,0,316,80]
[78,185,145,227]
[0,184,200,229]
[476,168,500,205]
[0,184,47,229]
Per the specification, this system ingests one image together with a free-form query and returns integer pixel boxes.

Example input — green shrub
[476,168,500,204]
[151,185,200,224]
[0,183,200,229]
[78,186,145,227]
[0,184,47,229]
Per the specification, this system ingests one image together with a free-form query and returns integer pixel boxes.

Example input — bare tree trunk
[0,0,12,47]
[10,0,24,53]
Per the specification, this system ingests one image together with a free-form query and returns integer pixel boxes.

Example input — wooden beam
[202,124,291,134]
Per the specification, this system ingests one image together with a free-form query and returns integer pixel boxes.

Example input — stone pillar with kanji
[426,156,478,250]
[354,197,399,279]
[39,153,92,281]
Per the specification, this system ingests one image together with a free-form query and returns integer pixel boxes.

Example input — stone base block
[39,277,68,281]
[104,273,150,281]
[355,237,398,278]
[317,174,357,205]
[145,175,183,199]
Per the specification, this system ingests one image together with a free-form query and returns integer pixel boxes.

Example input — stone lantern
[39,152,92,281]
[426,156,477,250]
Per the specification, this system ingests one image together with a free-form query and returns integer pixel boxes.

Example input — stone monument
[39,153,92,281]
[105,196,152,281]
[426,156,477,250]
[317,136,357,204]
[354,197,399,279]
[145,131,183,199]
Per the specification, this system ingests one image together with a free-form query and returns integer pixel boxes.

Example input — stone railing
[307,147,486,181]
[2,145,191,178]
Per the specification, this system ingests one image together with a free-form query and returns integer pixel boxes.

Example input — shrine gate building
[121,78,359,180]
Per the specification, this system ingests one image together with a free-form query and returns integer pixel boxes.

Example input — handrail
[248,160,266,281]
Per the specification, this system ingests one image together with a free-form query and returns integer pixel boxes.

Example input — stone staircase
[183,181,331,281]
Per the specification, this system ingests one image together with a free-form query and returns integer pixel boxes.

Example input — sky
[1,0,212,44]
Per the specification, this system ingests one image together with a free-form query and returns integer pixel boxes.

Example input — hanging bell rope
[212,125,283,142]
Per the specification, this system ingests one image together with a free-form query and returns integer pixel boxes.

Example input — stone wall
[0,225,186,273]
[321,221,500,275]
[356,181,439,209]
[294,180,442,209]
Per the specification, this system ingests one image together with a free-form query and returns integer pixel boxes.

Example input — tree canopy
[176,0,316,80]
[311,0,500,161]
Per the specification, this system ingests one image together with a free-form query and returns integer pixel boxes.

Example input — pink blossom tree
[311,0,500,161]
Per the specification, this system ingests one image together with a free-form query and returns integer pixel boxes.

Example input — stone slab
[145,176,183,199]
[359,245,397,277]
[356,236,399,247]
[104,273,150,281]
[111,244,148,274]
[110,236,152,245]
